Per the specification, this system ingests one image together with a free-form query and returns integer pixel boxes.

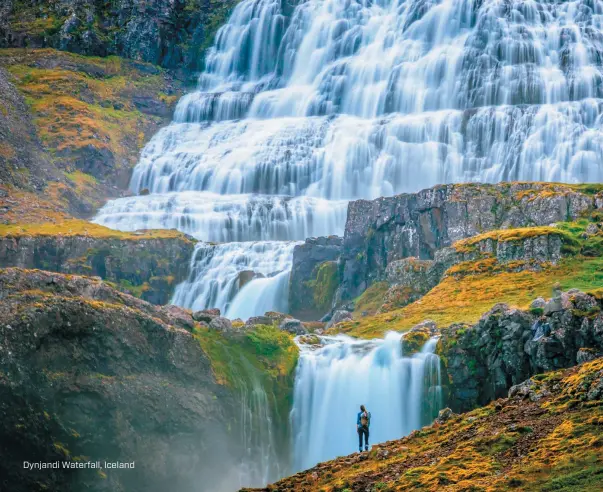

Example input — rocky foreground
[0,268,280,492]
[244,358,603,492]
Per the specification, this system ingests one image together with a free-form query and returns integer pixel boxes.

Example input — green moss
[306,261,339,312]
[353,281,389,316]
[401,329,431,355]
[0,219,194,242]
[194,324,298,454]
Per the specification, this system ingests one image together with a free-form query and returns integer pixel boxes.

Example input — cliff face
[0,0,241,75]
[289,236,343,320]
[0,229,195,304]
[0,268,241,492]
[340,182,601,300]
[438,290,603,413]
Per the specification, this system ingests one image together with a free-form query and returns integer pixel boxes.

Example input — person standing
[357,404,371,452]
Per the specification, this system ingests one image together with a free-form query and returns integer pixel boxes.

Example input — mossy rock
[401,329,431,356]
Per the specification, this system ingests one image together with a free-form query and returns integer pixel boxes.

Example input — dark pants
[358,425,369,450]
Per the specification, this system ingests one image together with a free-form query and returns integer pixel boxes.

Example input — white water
[171,241,299,317]
[94,0,603,316]
[291,333,443,471]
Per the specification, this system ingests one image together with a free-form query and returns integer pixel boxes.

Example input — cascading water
[171,241,299,317]
[291,333,443,471]
[95,0,603,316]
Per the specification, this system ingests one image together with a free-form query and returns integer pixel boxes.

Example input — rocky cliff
[438,289,603,413]
[340,182,602,301]
[0,0,241,75]
[0,268,239,492]
[0,48,184,219]
[0,267,298,492]
[0,224,195,304]
[288,236,342,320]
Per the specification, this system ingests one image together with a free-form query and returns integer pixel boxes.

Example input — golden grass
[335,256,603,338]
[0,219,192,241]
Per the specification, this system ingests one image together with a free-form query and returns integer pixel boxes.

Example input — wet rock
[245,315,273,327]
[279,318,307,335]
[208,316,233,333]
[238,270,263,289]
[434,407,454,425]
[326,310,353,328]
[577,348,598,364]
[192,308,220,323]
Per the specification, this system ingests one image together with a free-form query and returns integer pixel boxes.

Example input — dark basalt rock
[289,236,343,319]
[0,0,243,74]
[0,268,245,492]
[438,290,603,412]
[340,183,600,300]
[0,234,195,305]
[192,308,220,323]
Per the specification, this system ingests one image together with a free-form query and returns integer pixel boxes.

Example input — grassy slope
[336,215,603,338]
[0,48,181,216]
[246,359,603,492]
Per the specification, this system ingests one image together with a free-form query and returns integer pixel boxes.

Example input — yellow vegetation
[0,219,193,241]
[335,256,603,338]
[454,226,566,253]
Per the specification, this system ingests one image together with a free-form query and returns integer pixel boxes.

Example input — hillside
[244,358,603,492]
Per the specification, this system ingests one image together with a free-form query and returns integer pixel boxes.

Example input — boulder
[208,316,233,332]
[326,310,353,328]
[586,222,599,235]
[279,318,307,335]
[245,315,273,327]
[530,297,546,311]
[193,308,220,323]
[434,407,454,425]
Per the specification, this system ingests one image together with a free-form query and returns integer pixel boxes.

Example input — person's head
[360,404,366,412]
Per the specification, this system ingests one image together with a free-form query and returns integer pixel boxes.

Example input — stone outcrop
[289,236,342,319]
[0,0,242,75]
[438,289,603,412]
[0,268,247,492]
[0,233,195,304]
[340,182,601,300]
[379,257,446,313]
[452,229,568,265]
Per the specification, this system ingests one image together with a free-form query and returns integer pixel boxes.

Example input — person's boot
[365,445,369,451]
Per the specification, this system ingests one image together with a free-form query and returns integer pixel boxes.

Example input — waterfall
[291,333,443,471]
[171,241,300,316]
[95,0,603,314]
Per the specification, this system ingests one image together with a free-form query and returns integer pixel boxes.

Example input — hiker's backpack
[360,411,370,427]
